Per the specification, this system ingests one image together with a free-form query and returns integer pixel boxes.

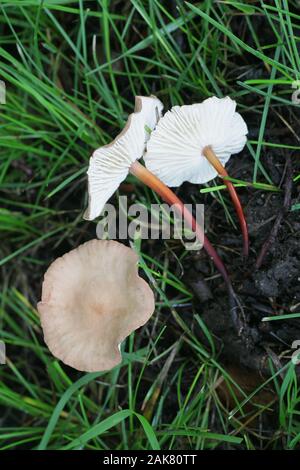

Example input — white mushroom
[144,96,248,187]
[84,95,163,220]
[37,240,155,372]
[82,96,234,285]
[144,96,249,256]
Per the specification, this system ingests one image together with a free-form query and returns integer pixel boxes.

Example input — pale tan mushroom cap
[84,95,163,221]
[37,240,155,372]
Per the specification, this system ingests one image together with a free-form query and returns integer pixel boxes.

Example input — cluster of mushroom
[38,95,248,372]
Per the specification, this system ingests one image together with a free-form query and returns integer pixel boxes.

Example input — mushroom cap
[37,240,155,372]
[144,96,248,187]
[135,95,164,134]
[84,95,163,220]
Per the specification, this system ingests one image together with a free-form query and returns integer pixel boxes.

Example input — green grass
[0,0,300,450]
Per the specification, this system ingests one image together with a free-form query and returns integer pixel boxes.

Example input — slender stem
[130,160,232,288]
[203,146,249,257]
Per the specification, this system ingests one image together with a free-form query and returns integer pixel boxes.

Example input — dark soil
[184,149,300,378]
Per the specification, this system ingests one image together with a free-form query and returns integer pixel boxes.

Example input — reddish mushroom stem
[130,160,232,289]
[203,145,249,257]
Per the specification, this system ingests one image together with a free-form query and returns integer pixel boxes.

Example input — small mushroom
[145,96,247,185]
[37,239,155,372]
[145,96,249,256]
[84,97,232,289]
[84,95,163,220]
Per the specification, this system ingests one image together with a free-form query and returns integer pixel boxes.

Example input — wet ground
[184,149,300,378]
